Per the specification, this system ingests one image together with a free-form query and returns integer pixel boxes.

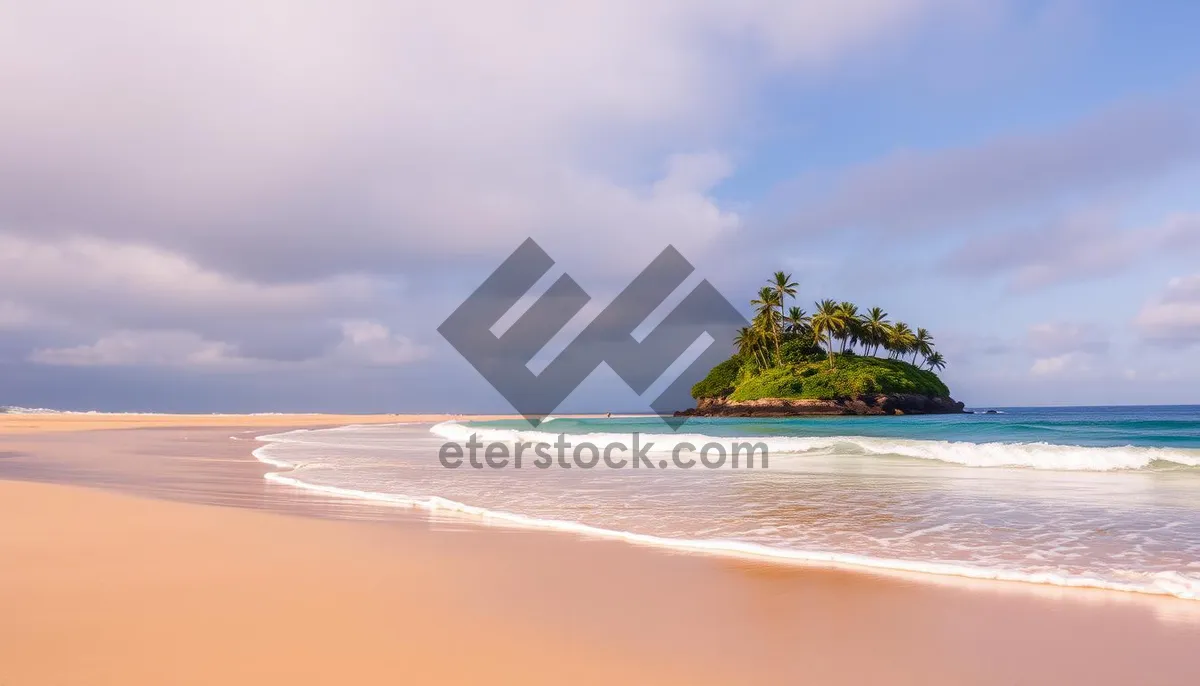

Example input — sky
[2,0,1200,412]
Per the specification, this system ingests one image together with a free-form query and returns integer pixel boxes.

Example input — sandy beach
[3,415,1200,685]
[0,412,520,434]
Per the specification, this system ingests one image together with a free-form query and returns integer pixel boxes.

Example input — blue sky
[2,0,1199,412]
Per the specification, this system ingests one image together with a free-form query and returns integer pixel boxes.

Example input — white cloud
[1025,321,1108,378]
[939,205,1200,292]
[1027,321,1108,357]
[29,320,430,369]
[1136,274,1200,347]
[333,321,431,366]
[785,97,1200,242]
[0,0,955,280]
[29,330,244,367]
[0,0,959,380]
[0,234,380,332]
[1030,351,1095,377]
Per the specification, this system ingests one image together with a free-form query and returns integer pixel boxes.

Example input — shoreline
[262,423,1200,602]
[3,415,1200,684]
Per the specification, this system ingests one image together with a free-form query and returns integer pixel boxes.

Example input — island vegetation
[687,272,961,415]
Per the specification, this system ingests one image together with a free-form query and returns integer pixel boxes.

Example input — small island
[679,272,965,417]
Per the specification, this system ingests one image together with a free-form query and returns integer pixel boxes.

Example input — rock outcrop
[676,394,965,417]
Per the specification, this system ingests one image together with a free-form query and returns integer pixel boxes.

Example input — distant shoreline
[0,412,522,435]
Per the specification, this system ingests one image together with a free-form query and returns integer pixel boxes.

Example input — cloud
[0,233,400,365]
[30,320,429,369]
[1136,274,1200,347]
[1025,321,1108,378]
[1030,351,1095,377]
[0,0,964,400]
[332,321,431,366]
[1161,213,1200,251]
[943,210,1145,291]
[1027,321,1108,357]
[0,0,953,284]
[29,330,244,368]
[941,209,1200,292]
[0,234,379,329]
[782,95,1200,237]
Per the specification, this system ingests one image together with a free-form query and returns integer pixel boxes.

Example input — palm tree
[750,287,782,365]
[810,299,845,368]
[887,322,916,360]
[860,307,890,357]
[734,326,754,357]
[734,326,771,368]
[771,271,798,325]
[912,328,934,366]
[785,306,810,337]
[837,302,860,353]
[731,281,948,375]
[925,351,946,372]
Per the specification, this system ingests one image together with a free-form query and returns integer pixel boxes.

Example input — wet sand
[2,416,1199,684]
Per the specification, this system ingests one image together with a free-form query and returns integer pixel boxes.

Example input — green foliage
[694,354,950,401]
[699,269,953,402]
[726,364,806,400]
[779,337,823,364]
[690,355,745,399]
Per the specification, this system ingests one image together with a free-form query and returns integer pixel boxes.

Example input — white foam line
[429,421,1200,472]
[250,432,1200,602]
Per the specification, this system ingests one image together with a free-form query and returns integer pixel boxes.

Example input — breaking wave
[429,421,1200,472]
[252,427,1200,601]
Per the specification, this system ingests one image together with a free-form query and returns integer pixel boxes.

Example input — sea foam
[429,421,1200,471]
[252,428,1200,601]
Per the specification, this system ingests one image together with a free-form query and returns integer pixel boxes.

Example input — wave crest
[430,421,1200,471]
[252,432,1200,601]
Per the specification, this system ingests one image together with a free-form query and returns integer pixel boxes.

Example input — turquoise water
[477,405,1200,450]
[255,406,1200,600]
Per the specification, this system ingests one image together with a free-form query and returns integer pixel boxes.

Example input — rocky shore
[676,394,966,417]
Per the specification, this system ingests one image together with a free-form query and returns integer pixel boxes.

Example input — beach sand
[2,415,1199,684]
[0,412,518,434]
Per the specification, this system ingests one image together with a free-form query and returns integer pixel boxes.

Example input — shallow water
[255,406,1200,600]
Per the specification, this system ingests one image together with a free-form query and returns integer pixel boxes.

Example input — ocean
[254,406,1200,600]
